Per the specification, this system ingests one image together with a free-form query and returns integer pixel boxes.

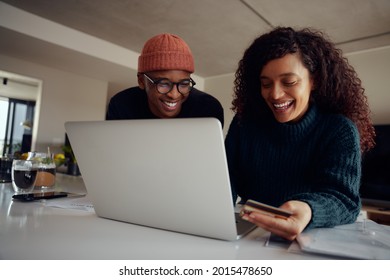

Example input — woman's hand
[241,200,312,241]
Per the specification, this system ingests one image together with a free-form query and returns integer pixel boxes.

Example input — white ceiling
[1,0,390,88]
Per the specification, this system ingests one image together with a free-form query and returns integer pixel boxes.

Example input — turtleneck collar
[268,104,320,144]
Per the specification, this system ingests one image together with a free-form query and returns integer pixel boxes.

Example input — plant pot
[67,162,81,176]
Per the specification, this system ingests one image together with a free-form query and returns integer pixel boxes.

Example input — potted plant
[62,145,81,176]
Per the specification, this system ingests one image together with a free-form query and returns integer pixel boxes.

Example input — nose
[269,83,285,100]
[166,84,181,99]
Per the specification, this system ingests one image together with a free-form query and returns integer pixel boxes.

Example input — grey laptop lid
[65,118,254,241]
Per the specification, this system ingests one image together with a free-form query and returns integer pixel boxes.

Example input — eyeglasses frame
[143,73,196,95]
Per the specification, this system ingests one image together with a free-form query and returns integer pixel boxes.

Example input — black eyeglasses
[143,73,196,95]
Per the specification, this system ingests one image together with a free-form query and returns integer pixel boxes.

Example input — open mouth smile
[164,101,177,107]
[162,100,179,110]
[273,100,294,111]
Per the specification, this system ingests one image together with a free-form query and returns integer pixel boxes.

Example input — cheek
[294,90,311,114]
[146,91,160,104]
[301,87,312,103]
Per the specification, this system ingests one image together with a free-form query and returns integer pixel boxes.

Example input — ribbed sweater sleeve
[225,105,361,229]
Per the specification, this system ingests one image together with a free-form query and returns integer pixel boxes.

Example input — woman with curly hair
[226,27,375,241]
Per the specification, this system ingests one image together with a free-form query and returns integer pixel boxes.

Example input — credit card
[241,199,293,219]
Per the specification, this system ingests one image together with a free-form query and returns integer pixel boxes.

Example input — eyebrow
[260,73,298,80]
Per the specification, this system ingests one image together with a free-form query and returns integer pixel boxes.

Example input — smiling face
[138,70,190,118]
[260,53,314,123]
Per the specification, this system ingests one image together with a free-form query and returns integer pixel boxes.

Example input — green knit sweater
[225,105,361,229]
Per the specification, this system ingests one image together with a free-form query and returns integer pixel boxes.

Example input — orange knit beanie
[138,33,194,73]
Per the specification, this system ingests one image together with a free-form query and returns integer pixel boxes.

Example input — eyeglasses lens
[157,80,192,95]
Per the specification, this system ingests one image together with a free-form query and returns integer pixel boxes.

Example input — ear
[137,73,145,89]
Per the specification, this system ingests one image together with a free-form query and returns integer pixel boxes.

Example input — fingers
[240,200,312,241]
[242,211,301,241]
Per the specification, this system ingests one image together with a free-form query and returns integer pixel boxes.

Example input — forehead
[260,54,309,78]
[148,70,191,80]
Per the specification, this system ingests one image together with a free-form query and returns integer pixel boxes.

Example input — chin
[161,111,180,118]
[273,113,291,123]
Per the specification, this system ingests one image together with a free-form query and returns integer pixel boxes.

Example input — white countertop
[0,173,334,260]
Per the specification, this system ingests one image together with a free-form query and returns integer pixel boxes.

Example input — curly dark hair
[232,27,375,152]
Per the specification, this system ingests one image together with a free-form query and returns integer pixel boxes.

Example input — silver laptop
[65,118,255,241]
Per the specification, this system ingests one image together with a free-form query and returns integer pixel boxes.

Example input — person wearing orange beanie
[106,33,224,126]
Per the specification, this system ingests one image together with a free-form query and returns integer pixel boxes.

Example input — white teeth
[273,101,293,109]
[164,101,177,107]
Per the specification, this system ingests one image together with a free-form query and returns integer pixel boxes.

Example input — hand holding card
[240,199,293,220]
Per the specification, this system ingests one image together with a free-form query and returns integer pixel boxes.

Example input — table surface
[0,173,336,260]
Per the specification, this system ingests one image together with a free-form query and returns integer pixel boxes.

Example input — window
[0,97,35,156]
